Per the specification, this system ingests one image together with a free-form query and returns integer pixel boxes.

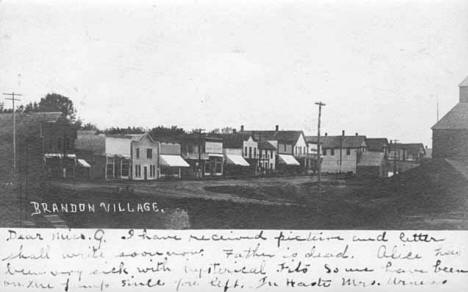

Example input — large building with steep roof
[432,76,468,159]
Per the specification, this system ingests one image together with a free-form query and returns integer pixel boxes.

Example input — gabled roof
[258,140,276,150]
[392,143,426,155]
[365,138,389,152]
[459,76,468,87]
[106,132,157,144]
[215,133,253,148]
[431,103,468,130]
[306,135,367,148]
[242,130,304,144]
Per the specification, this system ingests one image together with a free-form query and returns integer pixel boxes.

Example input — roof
[459,76,468,87]
[365,138,389,152]
[392,143,426,155]
[242,130,304,144]
[258,140,276,150]
[307,135,367,149]
[106,133,144,140]
[358,152,385,167]
[178,133,223,143]
[215,133,253,148]
[431,103,468,130]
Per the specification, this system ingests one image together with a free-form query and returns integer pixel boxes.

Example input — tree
[38,93,76,121]
[150,125,186,138]
[104,126,145,135]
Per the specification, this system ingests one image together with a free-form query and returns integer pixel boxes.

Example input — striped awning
[226,154,250,166]
[160,155,190,167]
[278,154,300,166]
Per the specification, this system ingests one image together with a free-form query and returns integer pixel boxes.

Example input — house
[216,133,252,176]
[365,138,389,156]
[357,152,387,177]
[305,136,322,174]
[76,131,177,180]
[310,131,367,174]
[258,140,277,174]
[387,142,426,174]
[178,134,224,177]
[388,143,426,162]
[432,76,468,159]
[0,111,78,180]
[358,138,389,177]
[241,126,308,174]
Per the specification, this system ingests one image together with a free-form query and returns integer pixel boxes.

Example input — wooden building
[432,76,468,159]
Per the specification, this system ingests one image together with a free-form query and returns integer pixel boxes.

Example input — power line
[3,92,22,176]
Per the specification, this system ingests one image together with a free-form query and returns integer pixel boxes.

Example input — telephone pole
[315,102,326,189]
[391,139,399,176]
[3,92,22,177]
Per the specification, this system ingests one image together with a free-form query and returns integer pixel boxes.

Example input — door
[144,166,148,181]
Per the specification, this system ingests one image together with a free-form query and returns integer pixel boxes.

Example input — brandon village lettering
[29,201,164,216]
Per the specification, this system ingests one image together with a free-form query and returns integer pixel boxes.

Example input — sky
[1,0,468,146]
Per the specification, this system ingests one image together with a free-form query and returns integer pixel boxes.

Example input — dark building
[0,112,77,180]
[432,76,468,159]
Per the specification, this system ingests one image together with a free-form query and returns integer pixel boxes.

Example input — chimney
[342,130,345,136]
[275,125,279,131]
[355,132,358,136]
[325,132,328,136]
[460,76,468,103]
[233,128,237,133]
[240,125,244,132]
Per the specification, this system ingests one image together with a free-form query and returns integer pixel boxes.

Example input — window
[106,157,114,178]
[215,159,222,173]
[136,148,140,159]
[121,160,129,177]
[254,148,257,158]
[346,148,351,156]
[249,147,252,158]
[135,165,141,177]
[150,165,156,177]
[244,146,248,157]
[323,148,327,156]
[331,149,335,156]
[147,148,152,159]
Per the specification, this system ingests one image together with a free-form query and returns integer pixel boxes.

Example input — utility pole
[315,102,326,188]
[195,128,205,178]
[392,139,399,176]
[3,92,22,178]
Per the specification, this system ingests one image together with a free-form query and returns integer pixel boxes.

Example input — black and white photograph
[0,0,468,290]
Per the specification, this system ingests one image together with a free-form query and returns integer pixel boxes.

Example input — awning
[226,154,250,166]
[44,153,76,159]
[278,154,300,166]
[208,153,224,158]
[160,155,190,167]
[77,159,91,168]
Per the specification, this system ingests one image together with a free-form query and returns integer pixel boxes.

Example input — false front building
[75,131,188,180]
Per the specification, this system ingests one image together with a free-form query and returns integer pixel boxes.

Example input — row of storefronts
[44,127,319,180]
